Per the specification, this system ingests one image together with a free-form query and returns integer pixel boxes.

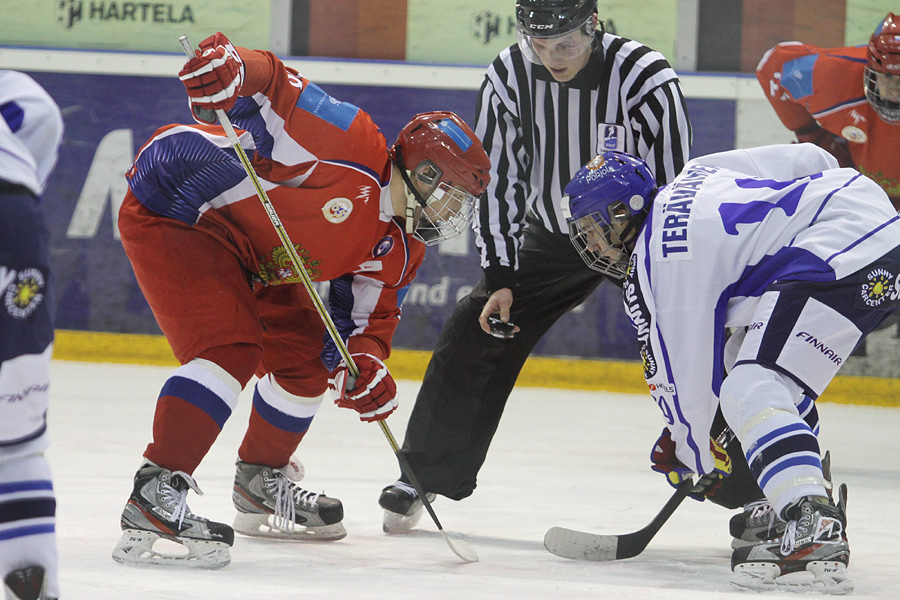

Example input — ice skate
[112,460,234,569]
[731,486,852,595]
[731,451,834,550]
[3,566,55,600]
[379,480,435,534]
[232,460,346,540]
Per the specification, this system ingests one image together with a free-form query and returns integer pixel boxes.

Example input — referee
[379,0,692,530]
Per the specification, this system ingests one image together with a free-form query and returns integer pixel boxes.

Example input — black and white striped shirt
[473,32,691,292]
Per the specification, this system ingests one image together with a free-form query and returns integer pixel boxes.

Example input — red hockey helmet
[391,112,491,245]
[865,12,900,123]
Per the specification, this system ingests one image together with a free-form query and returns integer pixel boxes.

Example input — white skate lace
[161,471,202,528]
[160,484,190,527]
[780,519,799,556]
[391,480,418,498]
[266,473,321,531]
[745,499,777,529]
[779,509,842,557]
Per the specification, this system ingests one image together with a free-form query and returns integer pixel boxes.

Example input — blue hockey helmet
[561,151,656,278]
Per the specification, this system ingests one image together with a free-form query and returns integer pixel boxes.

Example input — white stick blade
[543,526,618,561]
[441,531,479,563]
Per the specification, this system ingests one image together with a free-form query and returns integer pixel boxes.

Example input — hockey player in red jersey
[756,12,900,211]
[111,33,490,569]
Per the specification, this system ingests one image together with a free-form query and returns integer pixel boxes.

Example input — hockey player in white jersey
[0,71,64,600]
[562,144,900,594]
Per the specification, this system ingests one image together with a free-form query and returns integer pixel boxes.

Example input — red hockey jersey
[124,51,424,367]
[756,41,900,207]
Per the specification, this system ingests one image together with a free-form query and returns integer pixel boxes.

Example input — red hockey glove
[795,124,854,168]
[178,32,244,123]
[650,428,732,502]
[329,353,398,422]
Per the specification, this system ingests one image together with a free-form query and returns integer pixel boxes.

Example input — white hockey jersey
[625,143,900,475]
[0,71,64,195]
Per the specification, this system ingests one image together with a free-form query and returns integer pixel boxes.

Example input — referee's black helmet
[515,0,598,38]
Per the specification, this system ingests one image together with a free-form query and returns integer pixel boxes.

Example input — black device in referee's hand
[487,315,516,339]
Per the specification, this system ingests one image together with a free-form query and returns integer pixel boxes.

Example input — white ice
[46,360,900,599]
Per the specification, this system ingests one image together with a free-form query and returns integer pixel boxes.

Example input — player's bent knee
[195,342,262,388]
[720,364,803,438]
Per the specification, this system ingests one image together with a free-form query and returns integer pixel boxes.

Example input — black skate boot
[730,451,834,550]
[379,480,435,534]
[232,460,345,540]
[729,499,786,549]
[112,460,234,569]
[3,566,55,600]
[731,486,851,594]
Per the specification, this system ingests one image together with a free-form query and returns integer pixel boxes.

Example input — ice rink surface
[46,360,900,599]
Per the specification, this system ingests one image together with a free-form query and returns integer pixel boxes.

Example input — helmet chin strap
[404,187,419,234]
[395,146,431,235]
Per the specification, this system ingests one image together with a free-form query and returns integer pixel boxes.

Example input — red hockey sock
[144,395,222,475]
[237,405,306,468]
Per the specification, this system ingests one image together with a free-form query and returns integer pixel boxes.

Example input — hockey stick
[545,428,735,561]
[544,480,692,561]
[178,36,477,563]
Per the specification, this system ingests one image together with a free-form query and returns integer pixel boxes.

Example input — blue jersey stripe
[128,131,246,225]
[0,100,24,132]
[0,523,55,541]
[229,96,275,159]
[0,480,53,495]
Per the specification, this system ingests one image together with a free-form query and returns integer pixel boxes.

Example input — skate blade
[233,512,347,541]
[732,561,853,595]
[382,507,425,534]
[112,529,231,569]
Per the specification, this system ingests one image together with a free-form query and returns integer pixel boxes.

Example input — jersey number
[717,175,819,234]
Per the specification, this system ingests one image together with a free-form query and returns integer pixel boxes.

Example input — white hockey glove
[329,353,398,422]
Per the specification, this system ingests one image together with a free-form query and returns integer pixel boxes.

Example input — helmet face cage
[866,12,900,123]
[410,179,479,245]
[864,68,900,123]
[567,201,632,278]
[515,0,598,65]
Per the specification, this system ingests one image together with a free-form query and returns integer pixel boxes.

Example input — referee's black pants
[397,220,606,500]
